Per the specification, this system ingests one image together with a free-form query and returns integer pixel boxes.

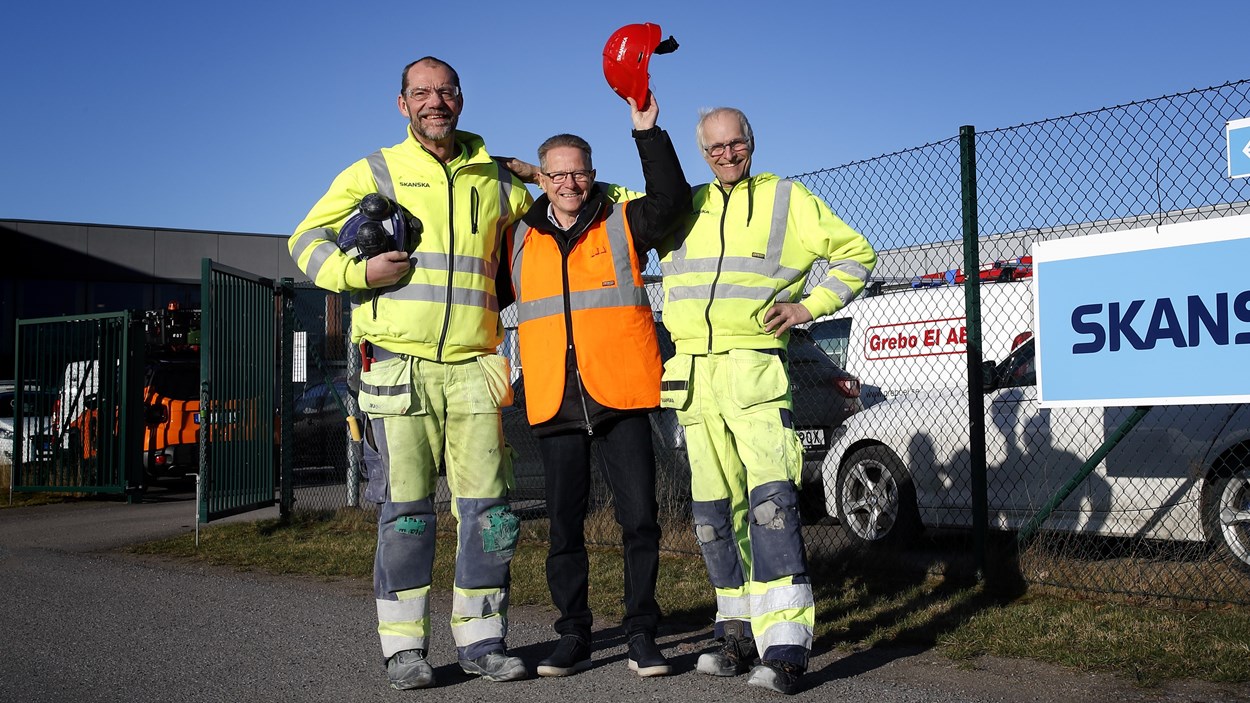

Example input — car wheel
[835,445,919,547]
[1204,464,1250,571]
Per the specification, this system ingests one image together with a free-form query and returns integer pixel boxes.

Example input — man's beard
[412,109,457,142]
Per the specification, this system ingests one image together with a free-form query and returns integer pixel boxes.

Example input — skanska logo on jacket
[399,180,432,188]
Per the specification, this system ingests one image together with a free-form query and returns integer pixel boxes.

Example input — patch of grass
[128,509,1250,687]
[0,461,78,509]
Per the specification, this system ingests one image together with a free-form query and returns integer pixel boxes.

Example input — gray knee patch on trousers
[456,497,517,589]
[692,499,744,589]
[375,498,436,597]
[748,481,807,582]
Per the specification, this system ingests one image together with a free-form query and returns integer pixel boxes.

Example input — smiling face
[397,60,462,150]
[698,109,753,188]
[539,145,595,227]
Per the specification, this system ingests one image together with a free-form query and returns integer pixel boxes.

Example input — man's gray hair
[537,134,593,171]
[695,107,754,154]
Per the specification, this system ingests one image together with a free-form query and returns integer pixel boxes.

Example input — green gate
[198,260,290,522]
[11,312,145,496]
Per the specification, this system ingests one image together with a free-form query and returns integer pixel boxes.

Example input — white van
[807,280,1035,404]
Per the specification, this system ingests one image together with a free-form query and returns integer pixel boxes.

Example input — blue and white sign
[1033,215,1250,407]
[1228,118,1250,179]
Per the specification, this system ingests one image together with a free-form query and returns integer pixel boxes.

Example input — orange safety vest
[510,202,660,425]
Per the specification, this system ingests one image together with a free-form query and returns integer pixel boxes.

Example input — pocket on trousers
[477,354,514,409]
[659,354,693,412]
[727,348,788,409]
[358,356,418,416]
[362,419,388,504]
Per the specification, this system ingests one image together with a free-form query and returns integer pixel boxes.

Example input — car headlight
[0,427,13,441]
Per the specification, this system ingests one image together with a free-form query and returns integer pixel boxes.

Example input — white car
[820,337,1250,569]
[0,383,55,464]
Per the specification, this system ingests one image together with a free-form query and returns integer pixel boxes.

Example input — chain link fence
[284,79,1250,605]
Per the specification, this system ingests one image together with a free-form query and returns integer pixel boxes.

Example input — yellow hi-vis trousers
[666,349,815,665]
[359,353,518,662]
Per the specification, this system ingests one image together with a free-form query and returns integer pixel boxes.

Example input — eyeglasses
[405,85,461,102]
[704,139,750,157]
[542,169,595,184]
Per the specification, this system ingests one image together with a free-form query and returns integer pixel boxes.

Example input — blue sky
[1,0,1243,236]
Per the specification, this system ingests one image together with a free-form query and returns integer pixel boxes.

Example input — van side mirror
[980,361,998,392]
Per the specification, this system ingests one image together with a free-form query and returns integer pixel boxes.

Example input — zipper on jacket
[559,233,594,436]
[434,161,462,362]
[704,185,732,354]
[470,187,480,234]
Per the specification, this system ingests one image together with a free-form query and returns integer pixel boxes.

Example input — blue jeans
[538,413,662,638]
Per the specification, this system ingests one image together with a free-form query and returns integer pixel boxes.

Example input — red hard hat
[602,23,679,108]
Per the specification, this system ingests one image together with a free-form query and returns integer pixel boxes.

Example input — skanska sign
[1033,214,1250,407]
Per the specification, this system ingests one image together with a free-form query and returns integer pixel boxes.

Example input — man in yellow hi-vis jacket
[658,107,877,695]
[288,57,533,690]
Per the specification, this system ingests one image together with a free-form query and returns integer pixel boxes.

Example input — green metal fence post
[279,278,294,519]
[123,314,147,502]
[959,125,989,581]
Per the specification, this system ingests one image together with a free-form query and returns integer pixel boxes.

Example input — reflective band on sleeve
[829,258,871,283]
[304,238,338,282]
[366,150,396,201]
[814,275,856,306]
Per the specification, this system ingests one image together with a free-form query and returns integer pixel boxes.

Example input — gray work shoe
[747,659,805,694]
[696,634,757,677]
[459,651,527,681]
[386,649,434,690]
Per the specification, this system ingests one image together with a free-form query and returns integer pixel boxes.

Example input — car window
[807,318,851,367]
[0,392,13,419]
[997,339,1036,388]
[787,329,833,364]
[149,363,200,400]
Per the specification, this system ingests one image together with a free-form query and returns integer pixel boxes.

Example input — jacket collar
[522,184,611,243]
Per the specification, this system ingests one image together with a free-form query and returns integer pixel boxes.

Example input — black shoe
[536,634,592,677]
[696,634,756,677]
[747,659,805,695]
[626,633,672,677]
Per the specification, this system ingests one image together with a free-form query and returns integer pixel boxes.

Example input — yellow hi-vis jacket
[660,173,876,355]
[289,129,533,362]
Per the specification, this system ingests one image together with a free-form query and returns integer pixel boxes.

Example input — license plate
[796,426,826,449]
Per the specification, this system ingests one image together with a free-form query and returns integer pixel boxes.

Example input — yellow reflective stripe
[748,583,813,614]
[376,590,430,623]
[451,588,508,618]
[379,284,497,310]
[754,620,813,654]
[411,252,497,279]
[714,591,752,620]
[366,150,396,201]
[295,228,338,281]
[668,283,776,303]
[379,632,429,658]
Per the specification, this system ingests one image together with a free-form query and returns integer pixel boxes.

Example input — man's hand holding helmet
[336,193,423,288]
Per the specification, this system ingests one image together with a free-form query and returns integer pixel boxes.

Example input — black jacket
[507,126,690,437]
